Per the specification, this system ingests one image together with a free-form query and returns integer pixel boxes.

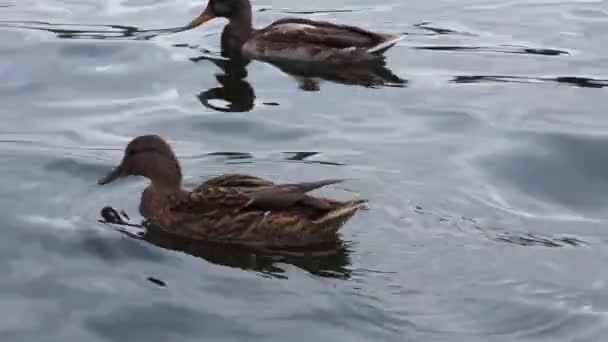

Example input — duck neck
[222,8,254,52]
[150,181,183,196]
[149,168,182,195]
[140,183,187,219]
[232,0,253,32]
[139,154,183,194]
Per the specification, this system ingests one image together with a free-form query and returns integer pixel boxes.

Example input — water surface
[1,0,608,341]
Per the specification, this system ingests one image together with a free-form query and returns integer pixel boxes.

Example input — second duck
[97,135,366,247]
[186,0,403,63]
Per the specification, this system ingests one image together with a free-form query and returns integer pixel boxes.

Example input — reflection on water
[206,151,255,161]
[178,38,405,111]
[99,207,352,280]
[268,59,407,91]
[146,276,167,287]
[0,20,187,40]
[413,206,591,248]
[257,8,364,15]
[283,152,346,166]
[415,45,569,56]
[204,151,346,166]
[189,54,404,112]
[191,55,256,112]
[143,229,353,280]
[413,22,477,36]
[453,75,608,88]
[496,232,588,248]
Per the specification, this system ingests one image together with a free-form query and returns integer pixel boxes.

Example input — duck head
[188,0,252,29]
[97,135,183,191]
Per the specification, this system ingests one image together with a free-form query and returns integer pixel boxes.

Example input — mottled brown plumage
[187,0,403,64]
[97,135,366,247]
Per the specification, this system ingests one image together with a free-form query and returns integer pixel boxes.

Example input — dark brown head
[188,0,252,28]
[97,135,183,191]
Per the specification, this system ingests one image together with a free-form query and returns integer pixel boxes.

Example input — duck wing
[242,179,344,210]
[176,179,344,212]
[245,19,401,64]
[261,18,395,50]
[197,173,275,190]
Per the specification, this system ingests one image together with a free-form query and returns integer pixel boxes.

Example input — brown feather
[197,173,275,189]
[262,18,389,49]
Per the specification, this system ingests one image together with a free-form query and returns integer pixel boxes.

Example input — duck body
[140,174,364,247]
[189,0,402,64]
[98,136,365,247]
[241,18,402,65]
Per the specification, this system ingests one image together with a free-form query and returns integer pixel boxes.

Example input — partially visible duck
[187,0,403,63]
[97,135,366,247]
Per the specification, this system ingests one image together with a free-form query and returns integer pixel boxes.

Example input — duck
[97,135,366,247]
[186,0,403,63]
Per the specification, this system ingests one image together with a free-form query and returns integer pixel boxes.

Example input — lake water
[1,0,608,341]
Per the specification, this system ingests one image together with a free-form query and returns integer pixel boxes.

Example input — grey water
[1,0,608,341]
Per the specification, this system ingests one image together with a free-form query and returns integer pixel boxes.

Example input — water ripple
[1,0,608,341]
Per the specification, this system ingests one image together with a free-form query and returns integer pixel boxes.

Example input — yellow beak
[187,3,216,29]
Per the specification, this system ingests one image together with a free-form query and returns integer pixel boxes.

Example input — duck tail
[312,200,367,232]
[292,179,344,193]
[367,34,405,55]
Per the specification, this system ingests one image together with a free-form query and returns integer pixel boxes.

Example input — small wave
[0,20,187,40]
[413,205,592,248]
[496,233,589,247]
[19,214,80,231]
[200,151,346,166]
[257,8,364,15]
[452,75,608,88]
[412,22,478,36]
[415,45,570,56]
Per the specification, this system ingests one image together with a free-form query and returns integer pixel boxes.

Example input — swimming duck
[187,0,403,63]
[97,135,366,247]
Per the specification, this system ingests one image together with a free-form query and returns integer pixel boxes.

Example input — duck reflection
[184,46,405,112]
[182,30,405,110]
[191,55,256,112]
[100,206,352,279]
[268,58,407,91]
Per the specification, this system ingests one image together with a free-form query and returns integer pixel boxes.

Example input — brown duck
[97,135,366,247]
[186,0,403,63]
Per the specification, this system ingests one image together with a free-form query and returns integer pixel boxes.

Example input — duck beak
[97,164,125,185]
[187,3,216,29]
